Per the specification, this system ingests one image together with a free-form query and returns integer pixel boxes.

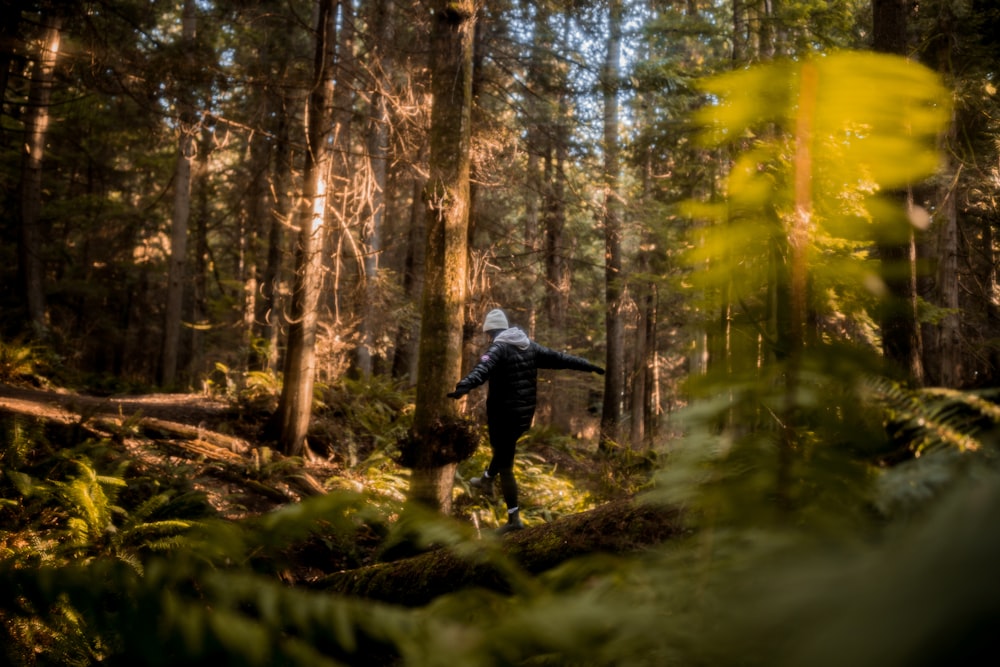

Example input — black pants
[486,416,526,510]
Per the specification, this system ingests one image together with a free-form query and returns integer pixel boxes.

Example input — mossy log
[318,498,687,607]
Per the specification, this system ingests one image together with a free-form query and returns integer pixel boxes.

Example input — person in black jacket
[447,308,604,534]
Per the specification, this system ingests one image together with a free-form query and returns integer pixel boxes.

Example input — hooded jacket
[453,327,602,432]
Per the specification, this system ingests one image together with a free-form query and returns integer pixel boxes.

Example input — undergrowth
[4,369,1000,666]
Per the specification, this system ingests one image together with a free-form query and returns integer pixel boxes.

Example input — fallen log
[318,498,687,607]
[0,385,249,455]
[92,415,250,455]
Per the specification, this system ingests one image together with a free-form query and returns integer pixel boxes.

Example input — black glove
[591,365,605,375]
[447,390,465,399]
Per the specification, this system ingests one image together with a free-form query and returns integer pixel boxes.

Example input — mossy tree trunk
[409,0,475,513]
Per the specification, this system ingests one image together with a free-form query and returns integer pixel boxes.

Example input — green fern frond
[5,469,40,497]
[121,491,171,525]
[1,414,46,469]
[132,534,193,553]
[115,551,144,576]
[116,520,194,551]
[95,474,127,490]
[923,387,1000,422]
[0,337,39,382]
[865,377,998,455]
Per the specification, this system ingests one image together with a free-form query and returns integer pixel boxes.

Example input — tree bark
[409,0,475,513]
[391,174,428,383]
[19,8,62,338]
[244,11,291,373]
[599,0,624,452]
[937,149,961,387]
[872,0,924,384]
[277,0,337,457]
[318,499,686,606]
[930,5,961,388]
[357,0,393,378]
[326,0,356,325]
[160,0,197,387]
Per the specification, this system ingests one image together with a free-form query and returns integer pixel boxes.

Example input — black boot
[469,470,495,499]
[496,508,524,535]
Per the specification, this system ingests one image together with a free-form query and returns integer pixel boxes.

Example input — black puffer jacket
[453,328,602,432]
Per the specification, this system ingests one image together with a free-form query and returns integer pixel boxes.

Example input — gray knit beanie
[482,308,509,332]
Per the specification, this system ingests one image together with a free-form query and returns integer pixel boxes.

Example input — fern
[865,378,1000,455]
[0,337,40,383]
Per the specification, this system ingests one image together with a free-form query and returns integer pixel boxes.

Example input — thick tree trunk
[19,9,61,338]
[600,0,624,452]
[409,0,475,513]
[318,499,686,606]
[161,0,197,387]
[277,0,337,457]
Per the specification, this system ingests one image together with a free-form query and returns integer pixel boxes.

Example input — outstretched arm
[536,345,604,374]
[447,343,503,398]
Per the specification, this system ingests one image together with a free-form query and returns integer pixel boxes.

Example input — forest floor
[0,381,294,517]
[0,381,639,582]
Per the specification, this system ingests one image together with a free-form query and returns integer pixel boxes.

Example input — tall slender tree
[872,0,924,384]
[599,0,625,452]
[18,5,61,338]
[160,0,197,387]
[357,0,394,377]
[277,0,338,457]
[927,2,961,387]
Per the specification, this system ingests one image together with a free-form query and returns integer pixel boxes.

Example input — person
[447,308,605,534]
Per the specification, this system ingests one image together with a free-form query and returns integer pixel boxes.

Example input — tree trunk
[599,0,624,452]
[872,0,924,384]
[160,0,197,387]
[18,8,61,338]
[392,174,428,383]
[318,499,685,606]
[326,0,356,325]
[631,6,662,449]
[409,0,475,513]
[357,0,393,378]
[191,124,217,380]
[932,5,961,388]
[521,6,546,337]
[937,124,961,387]
[259,102,295,373]
[244,27,281,372]
[277,0,337,457]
